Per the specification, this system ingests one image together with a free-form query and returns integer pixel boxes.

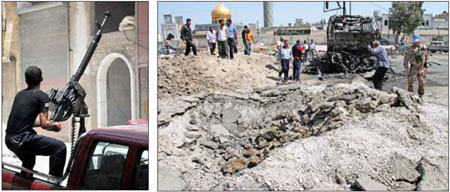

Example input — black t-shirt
[6,88,49,135]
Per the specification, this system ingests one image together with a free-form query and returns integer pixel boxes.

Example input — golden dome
[211,2,231,24]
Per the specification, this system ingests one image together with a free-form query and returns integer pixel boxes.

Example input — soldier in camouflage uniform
[403,34,429,98]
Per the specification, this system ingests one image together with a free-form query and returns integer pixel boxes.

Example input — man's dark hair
[296,40,300,44]
[284,40,288,43]
[25,66,43,87]
[244,25,248,29]
[219,19,224,23]
[166,33,174,40]
[227,19,232,23]
[186,18,191,23]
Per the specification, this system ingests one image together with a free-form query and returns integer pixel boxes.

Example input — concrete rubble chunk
[243,147,255,158]
[417,156,449,191]
[184,132,201,139]
[158,99,197,125]
[391,87,422,112]
[200,141,219,150]
[355,175,387,191]
[158,165,186,190]
[260,128,277,141]
[221,108,242,124]
[260,89,281,97]
[248,156,261,168]
[211,124,231,137]
[221,158,247,174]
[189,118,198,124]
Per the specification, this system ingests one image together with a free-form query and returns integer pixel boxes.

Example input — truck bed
[2,168,62,190]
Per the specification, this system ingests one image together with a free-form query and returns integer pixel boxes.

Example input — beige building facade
[2,2,148,142]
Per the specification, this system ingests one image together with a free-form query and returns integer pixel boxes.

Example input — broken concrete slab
[407,125,433,141]
[200,141,219,150]
[260,89,281,97]
[221,108,242,124]
[158,165,186,190]
[355,175,387,191]
[158,99,198,125]
[211,124,231,137]
[417,156,449,191]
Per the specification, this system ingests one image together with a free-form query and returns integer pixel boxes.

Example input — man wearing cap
[403,34,429,98]
[367,40,389,90]
[5,66,66,177]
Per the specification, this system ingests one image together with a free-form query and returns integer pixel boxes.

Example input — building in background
[2,1,149,142]
[374,10,449,43]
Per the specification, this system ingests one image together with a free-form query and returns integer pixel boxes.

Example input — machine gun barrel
[71,11,111,83]
[49,11,111,122]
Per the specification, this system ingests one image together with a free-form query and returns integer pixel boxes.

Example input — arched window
[426,20,429,26]
[384,20,388,26]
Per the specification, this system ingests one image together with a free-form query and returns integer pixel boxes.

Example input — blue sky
[158,1,448,31]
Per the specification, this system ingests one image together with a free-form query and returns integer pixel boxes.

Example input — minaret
[264,2,273,27]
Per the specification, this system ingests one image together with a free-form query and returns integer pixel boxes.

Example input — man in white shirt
[302,40,309,62]
[216,19,229,59]
[277,40,293,83]
[206,27,217,55]
[309,39,316,61]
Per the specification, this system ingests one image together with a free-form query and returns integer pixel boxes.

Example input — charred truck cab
[326,15,381,73]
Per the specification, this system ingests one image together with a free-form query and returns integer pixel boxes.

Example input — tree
[294,18,304,26]
[389,2,424,43]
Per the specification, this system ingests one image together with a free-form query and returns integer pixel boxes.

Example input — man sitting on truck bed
[5,66,66,177]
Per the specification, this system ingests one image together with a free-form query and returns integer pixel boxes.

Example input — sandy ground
[385,53,449,106]
[158,51,280,98]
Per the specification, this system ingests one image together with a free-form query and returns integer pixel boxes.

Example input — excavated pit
[157,77,448,190]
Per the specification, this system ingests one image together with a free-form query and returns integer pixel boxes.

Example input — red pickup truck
[2,124,148,190]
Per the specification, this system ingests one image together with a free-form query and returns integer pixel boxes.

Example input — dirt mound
[157,79,448,190]
[158,51,279,98]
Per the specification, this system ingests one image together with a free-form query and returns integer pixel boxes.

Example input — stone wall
[82,31,138,129]
[18,2,71,141]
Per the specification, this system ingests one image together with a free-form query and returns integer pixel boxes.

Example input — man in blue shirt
[226,19,238,59]
[368,40,390,90]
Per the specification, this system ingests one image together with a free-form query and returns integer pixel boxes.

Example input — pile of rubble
[158,51,278,98]
[158,78,448,190]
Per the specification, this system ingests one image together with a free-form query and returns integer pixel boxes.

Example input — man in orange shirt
[245,28,254,55]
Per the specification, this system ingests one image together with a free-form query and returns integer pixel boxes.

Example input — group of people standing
[181,18,253,58]
[181,19,429,98]
[276,37,316,83]
[206,19,254,58]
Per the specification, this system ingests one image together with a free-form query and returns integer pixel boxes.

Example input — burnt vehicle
[325,15,381,73]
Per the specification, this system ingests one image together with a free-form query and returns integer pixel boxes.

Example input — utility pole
[343,2,346,16]
[387,11,390,42]
[349,2,351,15]
[257,20,259,37]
